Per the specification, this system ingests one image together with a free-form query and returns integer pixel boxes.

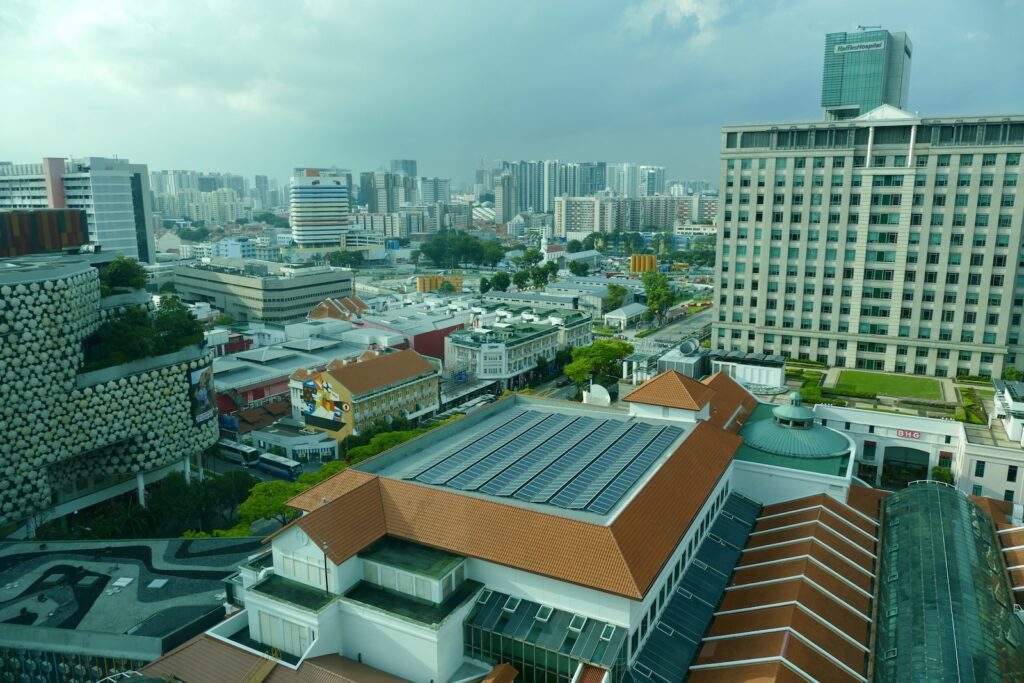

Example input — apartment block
[715,106,1024,378]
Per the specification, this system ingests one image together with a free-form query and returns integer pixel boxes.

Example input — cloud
[623,0,728,45]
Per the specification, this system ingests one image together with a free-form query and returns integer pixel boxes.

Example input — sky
[2,0,1023,186]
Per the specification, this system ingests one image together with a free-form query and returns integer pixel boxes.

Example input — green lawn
[835,371,943,400]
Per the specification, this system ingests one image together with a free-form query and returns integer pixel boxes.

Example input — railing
[907,479,961,492]
[76,343,209,388]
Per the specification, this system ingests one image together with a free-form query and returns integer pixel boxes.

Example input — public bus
[217,439,261,467]
[256,453,304,481]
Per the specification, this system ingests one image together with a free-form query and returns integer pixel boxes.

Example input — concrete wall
[732,459,850,506]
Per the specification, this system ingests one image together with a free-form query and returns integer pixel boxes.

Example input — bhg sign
[896,429,921,440]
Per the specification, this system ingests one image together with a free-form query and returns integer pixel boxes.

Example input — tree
[543,260,559,278]
[931,466,954,484]
[564,339,634,386]
[153,295,204,352]
[642,270,673,323]
[491,271,511,292]
[159,282,177,294]
[101,256,147,290]
[512,270,531,290]
[208,313,236,328]
[409,250,421,265]
[438,280,457,295]
[177,226,211,242]
[530,266,549,289]
[567,239,583,253]
[534,355,549,378]
[327,250,363,268]
[206,470,260,524]
[84,305,158,367]
[603,284,628,313]
[1004,367,1023,381]
[568,260,589,276]
[523,247,543,267]
[254,212,289,229]
[239,480,303,526]
[479,277,492,294]
[481,241,506,267]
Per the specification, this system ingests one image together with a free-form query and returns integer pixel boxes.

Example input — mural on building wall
[189,365,216,424]
[301,375,346,431]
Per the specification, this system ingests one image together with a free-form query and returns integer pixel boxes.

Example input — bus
[217,439,261,467]
[256,453,304,481]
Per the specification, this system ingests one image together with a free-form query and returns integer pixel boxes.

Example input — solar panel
[553,425,665,510]
[479,416,605,496]
[446,414,575,491]
[415,411,549,484]
[585,427,682,514]
[513,420,637,504]
[403,409,529,479]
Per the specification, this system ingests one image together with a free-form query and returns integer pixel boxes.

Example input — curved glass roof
[874,483,1024,681]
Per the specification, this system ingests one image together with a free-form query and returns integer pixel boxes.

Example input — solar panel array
[403,409,684,515]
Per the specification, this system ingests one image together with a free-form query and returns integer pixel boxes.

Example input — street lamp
[322,542,330,595]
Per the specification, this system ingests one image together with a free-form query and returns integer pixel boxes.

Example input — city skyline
[3,0,1021,183]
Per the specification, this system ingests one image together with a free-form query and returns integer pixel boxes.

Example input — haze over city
[2,0,1022,181]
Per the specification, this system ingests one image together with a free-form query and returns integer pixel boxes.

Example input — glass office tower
[821,29,913,120]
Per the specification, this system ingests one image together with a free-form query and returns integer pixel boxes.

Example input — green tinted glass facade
[874,483,1024,681]
[821,30,912,119]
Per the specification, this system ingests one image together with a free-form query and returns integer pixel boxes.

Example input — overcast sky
[3,0,1022,185]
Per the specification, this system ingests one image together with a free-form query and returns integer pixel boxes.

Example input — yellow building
[630,254,657,273]
[295,349,440,441]
[416,272,463,293]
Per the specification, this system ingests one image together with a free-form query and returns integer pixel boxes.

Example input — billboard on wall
[188,365,216,425]
[301,375,346,431]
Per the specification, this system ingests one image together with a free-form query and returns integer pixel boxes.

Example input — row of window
[716,332,1008,362]
[724,209,1017,228]
[726,190,1017,207]
[727,152,1022,171]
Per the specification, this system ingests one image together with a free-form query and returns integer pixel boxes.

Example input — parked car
[555,377,571,387]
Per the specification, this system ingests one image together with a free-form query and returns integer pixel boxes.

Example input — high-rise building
[358,171,375,210]
[716,107,1024,377]
[419,177,451,204]
[254,175,269,208]
[580,161,608,196]
[373,171,400,213]
[639,166,666,196]
[494,173,517,224]
[822,29,912,120]
[608,162,642,198]
[390,159,418,178]
[0,157,156,262]
[288,167,350,247]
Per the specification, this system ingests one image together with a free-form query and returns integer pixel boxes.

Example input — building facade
[715,107,1024,377]
[289,168,351,247]
[494,173,517,224]
[822,29,913,120]
[0,157,156,262]
[175,260,355,323]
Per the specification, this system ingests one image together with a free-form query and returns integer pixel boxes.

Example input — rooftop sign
[835,40,885,54]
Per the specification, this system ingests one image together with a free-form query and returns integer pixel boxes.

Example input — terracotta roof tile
[287,469,378,513]
[695,632,861,683]
[280,419,742,599]
[327,349,436,396]
[576,664,608,683]
[622,370,715,410]
[702,372,759,433]
[482,663,519,683]
[845,483,888,520]
[687,660,807,682]
[142,634,409,682]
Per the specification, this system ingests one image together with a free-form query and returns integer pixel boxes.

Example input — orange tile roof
[309,295,369,321]
[622,370,715,410]
[845,483,888,520]
[326,349,436,396]
[142,634,409,682]
[577,664,608,683]
[287,469,377,512]
[688,660,807,682]
[702,372,759,433]
[482,663,518,683]
[276,420,740,599]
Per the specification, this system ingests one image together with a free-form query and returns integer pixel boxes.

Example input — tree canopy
[602,283,628,312]
[239,480,303,527]
[564,339,634,385]
[419,229,505,267]
[641,270,674,322]
[327,250,363,268]
[566,239,583,253]
[438,280,457,295]
[490,271,511,292]
[101,256,147,291]
[253,212,290,229]
[568,260,589,276]
[479,276,492,294]
[512,270,531,289]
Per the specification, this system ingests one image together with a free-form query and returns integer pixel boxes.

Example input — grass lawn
[835,370,943,400]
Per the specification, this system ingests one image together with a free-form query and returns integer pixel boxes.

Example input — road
[616,306,714,345]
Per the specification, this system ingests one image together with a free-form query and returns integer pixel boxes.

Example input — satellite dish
[585,384,612,407]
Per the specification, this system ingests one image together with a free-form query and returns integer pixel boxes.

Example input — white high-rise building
[0,156,155,261]
[419,177,451,204]
[289,168,350,247]
[640,165,666,196]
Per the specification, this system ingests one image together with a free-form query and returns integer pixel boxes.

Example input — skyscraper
[640,165,666,196]
[359,171,375,210]
[254,175,269,208]
[0,156,155,262]
[373,171,400,213]
[494,173,517,224]
[289,168,350,247]
[390,159,418,178]
[419,177,451,204]
[821,28,912,120]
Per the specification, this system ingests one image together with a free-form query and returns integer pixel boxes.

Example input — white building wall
[732,460,851,505]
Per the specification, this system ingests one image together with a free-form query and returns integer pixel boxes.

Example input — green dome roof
[741,393,850,458]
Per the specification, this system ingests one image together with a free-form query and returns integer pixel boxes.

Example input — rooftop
[251,574,336,612]
[358,536,463,580]
[372,404,687,519]
[344,579,482,628]
[0,538,262,648]
[623,370,714,411]
[734,402,851,477]
[604,303,648,318]
[326,348,437,396]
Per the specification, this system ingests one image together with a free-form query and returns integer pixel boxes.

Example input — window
[973,484,983,496]
[1006,490,1016,503]
[1010,466,1019,483]
[976,461,986,477]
